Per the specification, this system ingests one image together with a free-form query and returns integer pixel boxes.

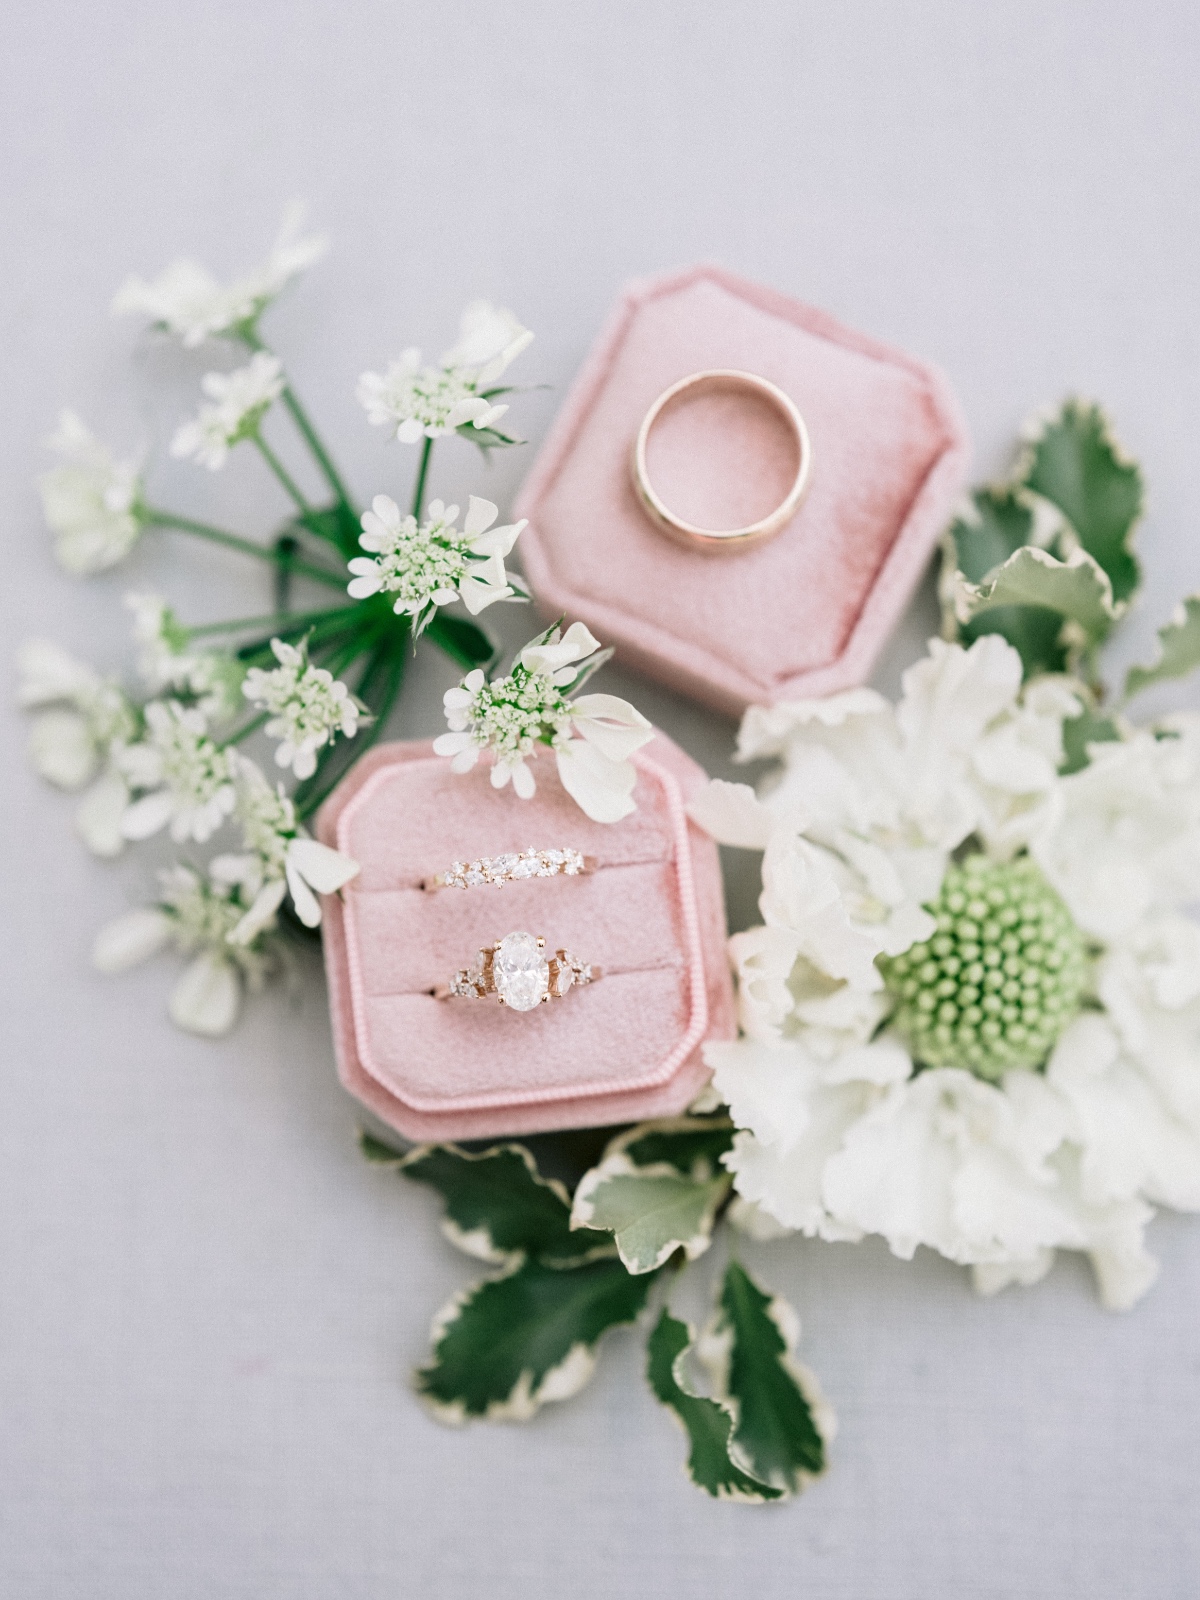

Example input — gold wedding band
[631,369,812,553]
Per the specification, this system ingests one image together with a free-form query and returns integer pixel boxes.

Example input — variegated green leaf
[1125,596,1200,701]
[703,1262,830,1493]
[420,1256,655,1423]
[363,1136,610,1266]
[1059,706,1123,775]
[646,1310,781,1502]
[1021,399,1143,604]
[957,545,1118,643]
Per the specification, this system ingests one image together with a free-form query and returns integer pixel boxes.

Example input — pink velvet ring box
[317,730,735,1143]
[515,264,970,716]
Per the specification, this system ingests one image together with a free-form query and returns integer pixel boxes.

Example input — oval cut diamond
[492,931,549,1011]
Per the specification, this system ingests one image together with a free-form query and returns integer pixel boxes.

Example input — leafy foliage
[646,1310,783,1501]
[948,489,1070,678]
[1125,596,1200,701]
[956,546,1117,643]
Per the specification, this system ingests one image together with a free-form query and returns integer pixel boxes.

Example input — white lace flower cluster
[357,301,531,443]
[170,353,286,470]
[112,204,327,346]
[126,593,244,716]
[39,412,143,575]
[434,622,654,823]
[346,494,527,631]
[241,638,365,778]
[693,636,1200,1311]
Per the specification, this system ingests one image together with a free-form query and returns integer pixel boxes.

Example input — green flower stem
[238,327,356,513]
[142,508,345,590]
[253,433,313,515]
[411,437,433,519]
[235,613,363,665]
[186,604,352,639]
[294,634,408,820]
[218,709,270,749]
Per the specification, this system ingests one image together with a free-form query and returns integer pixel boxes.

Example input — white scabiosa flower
[92,864,278,1037]
[117,700,237,843]
[240,638,363,779]
[38,412,143,575]
[170,353,285,470]
[433,622,654,823]
[17,639,138,856]
[693,636,1200,1311]
[356,301,532,444]
[346,494,527,632]
[112,203,327,346]
[213,756,360,939]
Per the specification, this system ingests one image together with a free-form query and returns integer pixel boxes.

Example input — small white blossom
[17,640,137,856]
[39,412,142,575]
[212,757,360,938]
[347,494,527,631]
[357,301,531,444]
[125,593,244,717]
[433,622,653,823]
[118,700,236,843]
[170,353,285,470]
[112,204,327,346]
[92,864,276,1037]
[694,636,1200,1310]
[241,638,363,779]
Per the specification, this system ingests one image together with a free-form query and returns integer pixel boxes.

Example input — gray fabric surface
[3,3,1199,1594]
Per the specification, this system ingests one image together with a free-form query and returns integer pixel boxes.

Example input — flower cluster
[694,636,1200,1309]
[241,638,365,778]
[171,353,285,470]
[39,412,143,575]
[357,301,531,443]
[113,204,327,346]
[126,592,244,716]
[435,622,654,823]
[346,494,527,631]
[118,700,237,844]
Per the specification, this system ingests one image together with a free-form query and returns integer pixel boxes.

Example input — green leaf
[423,610,496,670]
[708,1262,828,1493]
[949,486,1036,584]
[645,1310,782,1502]
[571,1120,735,1273]
[456,423,525,450]
[294,501,362,557]
[419,1256,655,1422]
[1124,596,1200,701]
[394,1141,612,1266]
[1021,399,1143,604]
[1059,707,1123,775]
[957,545,1118,644]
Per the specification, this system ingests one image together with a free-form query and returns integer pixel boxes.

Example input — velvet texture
[516,265,970,716]
[316,731,734,1142]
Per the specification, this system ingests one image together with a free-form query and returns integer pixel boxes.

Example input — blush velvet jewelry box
[317,730,734,1143]
[514,264,970,716]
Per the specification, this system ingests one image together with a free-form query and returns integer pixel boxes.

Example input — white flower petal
[28,709,97,790]
[554,739,637,823]
[92,908,174,973]
[75,769,130,858]
[169,952,241,1037]
[287,836,360,894]
[120,788,176,841]
[687,780,779,849]
[569,693,655,762]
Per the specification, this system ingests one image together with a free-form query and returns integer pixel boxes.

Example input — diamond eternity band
[424,847,593,891]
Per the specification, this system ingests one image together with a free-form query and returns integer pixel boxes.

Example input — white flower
[112,204,327,346]
[240,638,363,779]
[124,592,243,716]
[212,756,360,938]
[696,636,1200,1309]
[347,494,527,632]
[170,353,285,470]
[356,301,531,444]
[38,412,142,575]
[92,865,277,1037]
[17,639,137,856]
[433,622,653,823]
[117,700,237,843]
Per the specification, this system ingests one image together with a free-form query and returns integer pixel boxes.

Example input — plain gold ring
[630,369,812,553]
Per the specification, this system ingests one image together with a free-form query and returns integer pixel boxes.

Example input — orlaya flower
[240,638,364,779]
[169,353,285,470]
[692,635,1200,1310]
[346,494,527,632]
[112,203,327,346]
[125,592,244,717]
[38,412,143,575]
[433,622,653,823]
[117,700,237,844]
[356,301,532,444]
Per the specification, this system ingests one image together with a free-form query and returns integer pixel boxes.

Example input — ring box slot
[317,734,735,1141]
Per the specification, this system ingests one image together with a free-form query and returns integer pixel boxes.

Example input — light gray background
[3,3,1200,1596]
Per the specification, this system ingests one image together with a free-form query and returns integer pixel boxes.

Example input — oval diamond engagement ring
[437,931,600,1011]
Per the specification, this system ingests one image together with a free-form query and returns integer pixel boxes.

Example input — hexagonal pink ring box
[320,267,969,1141]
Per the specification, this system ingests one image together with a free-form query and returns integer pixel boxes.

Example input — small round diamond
[491,932,549,1011]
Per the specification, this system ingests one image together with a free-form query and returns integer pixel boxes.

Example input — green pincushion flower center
[879,854,1088,1081]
